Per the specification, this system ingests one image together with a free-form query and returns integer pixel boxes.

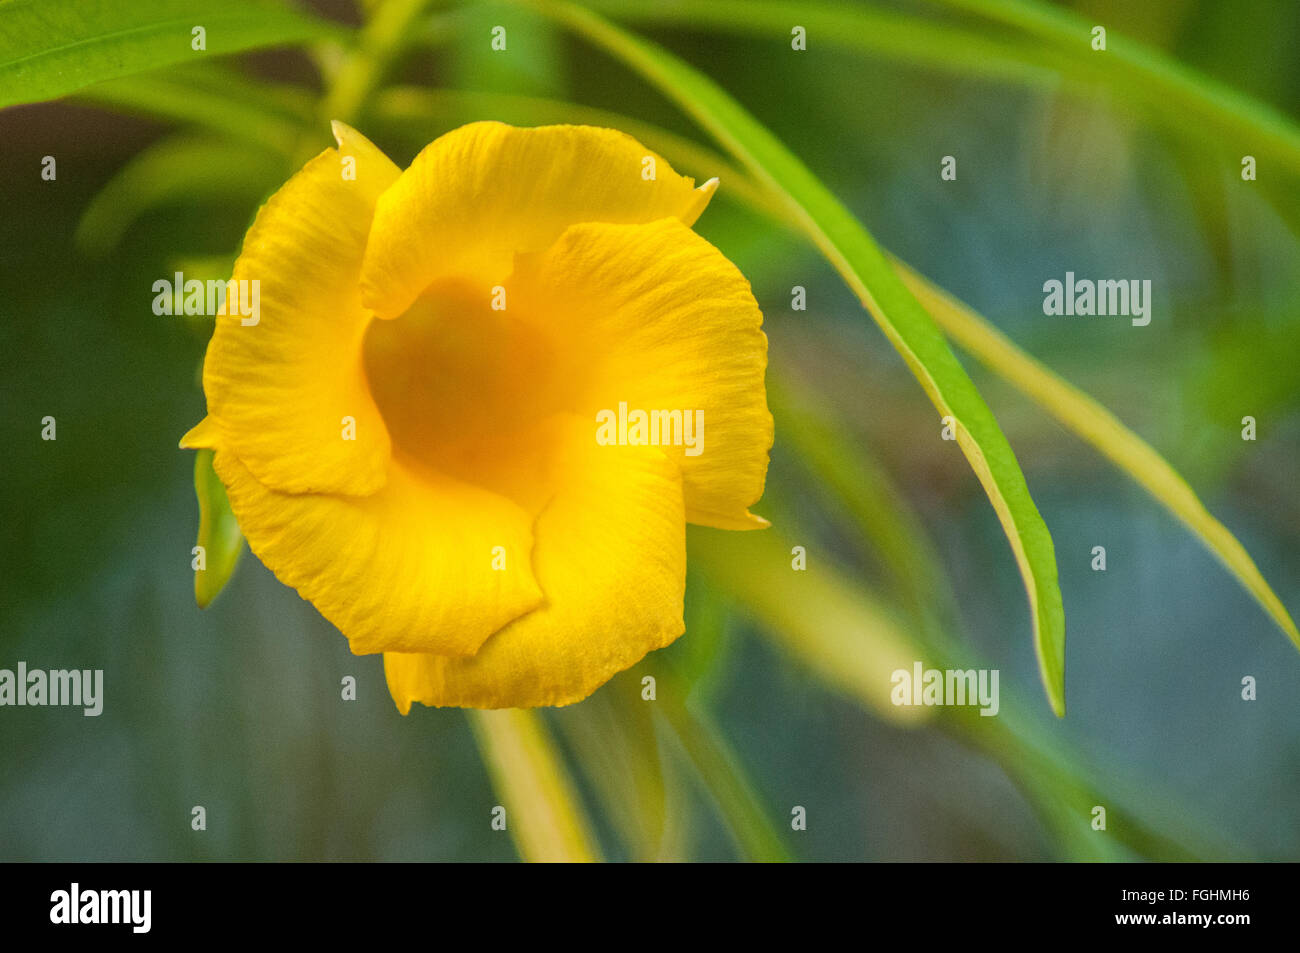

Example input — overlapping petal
[205,444,543,657]
[201,122,399,496]
[384,416,686,710]
[508,217,772,529]
[359,121,718,318]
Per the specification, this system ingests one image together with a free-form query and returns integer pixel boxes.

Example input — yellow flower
[181,121,773,711]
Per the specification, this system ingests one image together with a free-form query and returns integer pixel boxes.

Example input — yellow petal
[202,123,401,496]
[384,417,686,710]
[511,217,772,530]
[212,447,543,657]
[360,121,717,318]
[179,414,221,450]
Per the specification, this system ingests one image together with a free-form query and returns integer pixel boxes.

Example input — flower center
[362,276,575,501]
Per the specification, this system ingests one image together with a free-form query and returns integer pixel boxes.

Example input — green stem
[296,0,439,162]
[468,709,603,862]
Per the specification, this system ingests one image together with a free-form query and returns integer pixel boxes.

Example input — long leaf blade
[894,258,1300,651]
[688,526,932,726]
[0,0,340,109]
[581,0,1300,183]
[526,0,1068,715]
[936,0,1300,177]
[550,675,685,862]
[74,66,312,154]
[76,135,288,256]
[651,663,793,863]
[571,0,1062,87]
[468,709,602,863]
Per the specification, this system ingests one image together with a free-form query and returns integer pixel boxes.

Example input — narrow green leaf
[581,0,1300,185]
[688,526,931,726]
[74,66,313,155]
[672,574,736,702]
[768,370,962,641]
[550,674,687,861]
[894,258,1300,652]
[694,510,1240,860]
[523,0,1067,716]
[650,663,792,863]
[76,135,288,256]
[468,709,602,863]
[936,0,1300,178]
[0,0,342,109]
[315,0,432,129]
[193,448,243,608]
[571,0,1062,87]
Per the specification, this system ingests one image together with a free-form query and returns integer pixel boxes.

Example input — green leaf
[671,573,736,703]
[550,673,688,862]
[767,370,962,643]
[192,448,243,608]
[76,135,288,256]
[571,0,1062,87]
[74,65,313,155]
[467,708,602,863]
[935,0,1300,178]
[0,0,341,109]
[692,514,1240,860]
[523,0,1068,716]
[581,0,1300,185]
[894,259,1300,652]
[649,662,792,863]
[688,526,931,726]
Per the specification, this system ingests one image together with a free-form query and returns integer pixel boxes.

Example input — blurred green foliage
[1,0,1297,861]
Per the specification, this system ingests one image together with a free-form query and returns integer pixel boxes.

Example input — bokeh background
[1,0,1297,861]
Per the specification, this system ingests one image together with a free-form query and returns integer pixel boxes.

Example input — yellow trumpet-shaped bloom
[181,121,773,711]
